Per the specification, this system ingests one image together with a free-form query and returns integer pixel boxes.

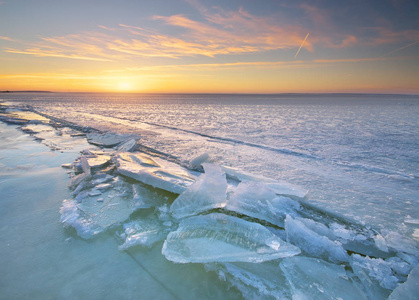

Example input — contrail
[294,33,309,59]
[385,40,418,56]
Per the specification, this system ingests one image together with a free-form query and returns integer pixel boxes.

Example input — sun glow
[116,82,134,91]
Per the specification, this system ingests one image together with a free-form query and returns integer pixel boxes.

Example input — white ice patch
[225,181,301,227]
[170,163,227,219]
[285,215,349,263]
[280,256,367,300]
[162,213,300,263]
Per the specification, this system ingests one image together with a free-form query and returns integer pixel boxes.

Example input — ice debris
[162,213,300,263]
[170,163,227,219]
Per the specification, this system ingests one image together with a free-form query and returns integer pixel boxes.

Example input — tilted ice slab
[86,131,134,147]
[118,214,170,250]
[280,256,367,300]
[205,261,292,299]
[389,264,419,300]
[170,163,227,219]
[162,213,300,263]
[225,181,301,227]
[220,165,307,199]
[116,152,199,194]
[285,215,349,263]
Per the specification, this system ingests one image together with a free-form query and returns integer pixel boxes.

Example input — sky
[0,0,418,94]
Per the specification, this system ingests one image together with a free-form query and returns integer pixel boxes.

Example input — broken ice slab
[170,163,227,219]
[116,152,199,194]
[86,131,134,147]
[118,214,170,250]
[280,256,367,300]
[205,261,291,299]
[162,213,300,263]
[285,215,349,263]
[389,264,419,300]
[220,165,307,199]
[85,155,112,169]
[225,181,301,227]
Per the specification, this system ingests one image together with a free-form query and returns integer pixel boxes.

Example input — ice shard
[118,214,170,250]
[225,181,301,227]
[117,152,198,194]
[280,256,367,300]
[285,215,349,263]
[162,213,300,263]
[170,163,227,219]
[86,132,133,147]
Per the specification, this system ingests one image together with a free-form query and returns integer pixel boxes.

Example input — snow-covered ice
[162,213,300,263]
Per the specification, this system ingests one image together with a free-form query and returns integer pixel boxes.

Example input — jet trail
[294,33,309,59]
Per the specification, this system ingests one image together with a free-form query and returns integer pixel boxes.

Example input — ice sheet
[170,163,227,219]
[162,213,300,263]
[389,264,419,300]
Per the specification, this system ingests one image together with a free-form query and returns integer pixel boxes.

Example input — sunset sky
[1,0,418,94]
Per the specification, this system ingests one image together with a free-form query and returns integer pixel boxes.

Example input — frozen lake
[1,92,418,299]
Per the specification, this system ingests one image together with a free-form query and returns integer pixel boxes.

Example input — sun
[116,82,133,92]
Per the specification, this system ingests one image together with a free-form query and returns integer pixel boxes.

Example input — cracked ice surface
[162,213,300,263]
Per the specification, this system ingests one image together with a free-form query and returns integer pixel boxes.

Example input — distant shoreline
[1,90,52,93]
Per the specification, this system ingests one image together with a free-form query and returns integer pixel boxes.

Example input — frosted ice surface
[170,163,227,219]
[280,256,367,300]
[162,213,300,263]
[119,214,169,250]
[220,166,307,199]
[86,132,133,147]
[205,261,291,299]
[285,215,349,263]
[389,264,419,300]
[225,181,301,227]
[117,152,198,194]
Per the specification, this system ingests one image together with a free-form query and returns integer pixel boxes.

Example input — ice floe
[86,132,135,147]
[162,213,301,263]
